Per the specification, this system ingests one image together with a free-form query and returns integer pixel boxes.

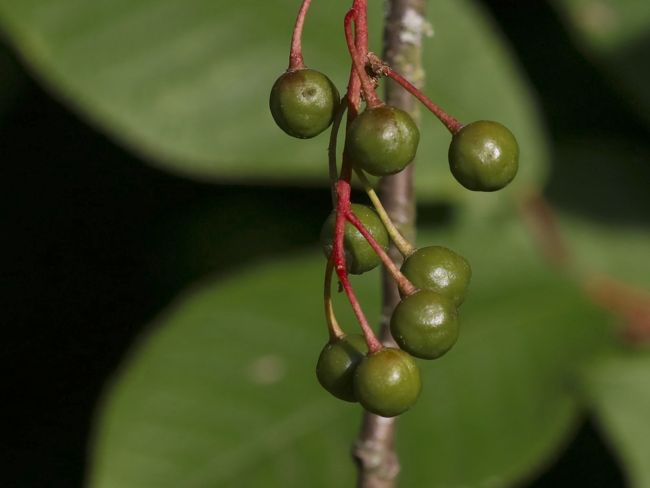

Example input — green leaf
[557,0,650,49]
[548,138,650,224]
[560,212,650,289]
[0,0,547,200]
[581,350,650,488]
[89,219,611,488]
[546,137,650,289]
[555,0,650,125]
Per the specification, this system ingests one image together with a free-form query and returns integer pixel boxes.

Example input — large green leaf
[89,219,611,488]
[557,0,650,49]
[0,0,547,200]
[547,138,650,225]
[546,137,650,289]
[560,212,650,289]
[581,351,650,488]
[555,0,650,125]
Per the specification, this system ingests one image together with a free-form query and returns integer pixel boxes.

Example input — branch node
[353,438,400,480]
[367,52,390,78]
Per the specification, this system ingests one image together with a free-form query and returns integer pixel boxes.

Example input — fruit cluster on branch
[270,0,519,417]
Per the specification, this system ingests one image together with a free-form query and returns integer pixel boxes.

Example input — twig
[352,0,426,486]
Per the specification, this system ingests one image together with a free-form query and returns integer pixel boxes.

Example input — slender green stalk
[328,96,349,206]
[324,258,345,340]
[354,168,415,257]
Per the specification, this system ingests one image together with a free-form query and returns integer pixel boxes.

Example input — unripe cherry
[320,204,389,275]
[391,290,459,360]
[401,246,471,306]
[316,334,367,402]
[346,105,420,176]
[353,348,421,417]
[448,120,519,191]
[269,68,340,139]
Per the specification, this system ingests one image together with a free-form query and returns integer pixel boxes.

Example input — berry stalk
[328,95,349,205]
[330,0,381,353]
[288,0,312,70]
[386,67,463,134]
[354,168,416,257]
[324,258,345,341]
[332,180,383,353]
[345,210,416,296]
[345,9,383,108]
[344,0,371,122]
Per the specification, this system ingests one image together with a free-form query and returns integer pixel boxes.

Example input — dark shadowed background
[2,0,649,487]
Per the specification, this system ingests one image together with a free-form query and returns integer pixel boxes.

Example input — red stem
[346,71,362,127]
[345,211,416,296]
[386,68,463,134]
[332,180,383,353]
[288,0,311,70]
[328,0,383,354]
[352,0,369,53]
[338,2,364,235]
[345,9,382,108]
[345,0,369,123]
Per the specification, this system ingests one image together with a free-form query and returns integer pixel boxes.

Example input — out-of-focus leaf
[543,137,650,289]
[555,0,650,126]
[557,0,650,49]
[0,0,547,200]
[547,138,650,225]
[581,350,650,488]
[89,219,611,488]
[560,212,650,290]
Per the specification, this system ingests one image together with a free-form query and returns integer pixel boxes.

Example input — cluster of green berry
[270,67,519,191]
[270,0,518,418]
[317,217,471,417]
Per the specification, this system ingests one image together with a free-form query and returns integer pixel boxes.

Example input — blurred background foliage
[1,0,649,487]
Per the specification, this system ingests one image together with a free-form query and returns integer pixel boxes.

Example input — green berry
[353,348,421,417]
[316,334,367,402]
[448,120,519,191]
[401,246,471,306]
[346,106,420,176]
[269,68,340,139]
[320,203,389,275]
[390,290,459,360]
